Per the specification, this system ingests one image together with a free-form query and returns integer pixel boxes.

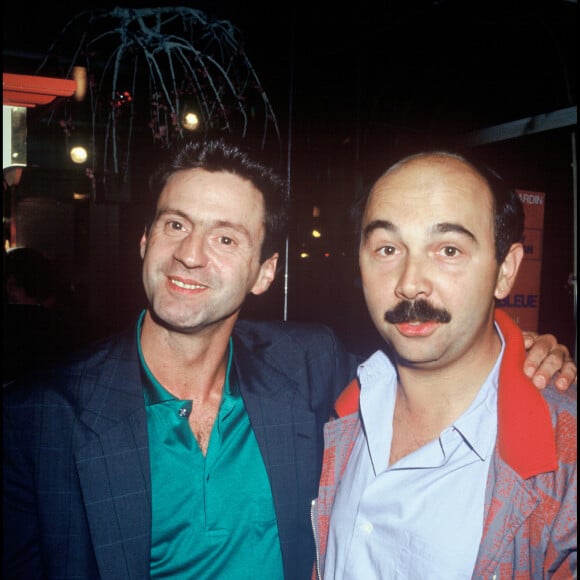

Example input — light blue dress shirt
[324,330,505,579]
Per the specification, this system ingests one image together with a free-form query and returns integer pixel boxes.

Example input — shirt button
[178,407,190,418]
[359,521,373,535]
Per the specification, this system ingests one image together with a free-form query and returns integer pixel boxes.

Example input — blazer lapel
[74,331,152,580]
[232,329,320,548]
[236,341,317,461]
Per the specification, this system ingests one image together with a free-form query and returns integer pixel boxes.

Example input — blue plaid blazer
[3,318,358,579]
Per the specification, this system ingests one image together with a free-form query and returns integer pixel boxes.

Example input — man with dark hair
[313,151,576,579]
[2,141,575,579]
[2,139,357,579]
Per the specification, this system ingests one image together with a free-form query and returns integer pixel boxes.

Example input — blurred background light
[182,111,200,131]
[70,145,88,164]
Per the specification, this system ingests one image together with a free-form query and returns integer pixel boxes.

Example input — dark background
[3,0,577,358]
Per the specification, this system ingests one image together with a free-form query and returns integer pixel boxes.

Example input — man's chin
[149,306,201,331]
[389,341,444,368]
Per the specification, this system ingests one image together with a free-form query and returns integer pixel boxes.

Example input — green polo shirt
[137,312,283,579]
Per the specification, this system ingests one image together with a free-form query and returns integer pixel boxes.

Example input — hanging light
[182,110,200,131]
[70,145,88,164]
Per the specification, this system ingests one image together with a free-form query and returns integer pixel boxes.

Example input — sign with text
[498,189,545,332]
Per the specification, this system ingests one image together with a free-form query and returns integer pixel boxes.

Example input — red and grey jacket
[312,309,577,579]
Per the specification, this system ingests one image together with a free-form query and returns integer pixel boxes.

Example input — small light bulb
[183,112,199,131]
[70,146,88,164]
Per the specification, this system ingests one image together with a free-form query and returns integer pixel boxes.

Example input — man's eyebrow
[363,220,478,243]
[363,219,397,238]
[432,222,477,242]
[155,207,189,221]
[213,219,252,239]
[156,208,253,239]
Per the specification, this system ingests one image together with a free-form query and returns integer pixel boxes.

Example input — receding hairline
[378,151,479,182]
[369,151,493,203]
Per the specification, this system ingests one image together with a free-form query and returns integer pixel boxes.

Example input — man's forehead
[160,169,264,207]
[379,154,479,184]
[156,169,266,234]
[368,156,491,206]
[165,167,254,190]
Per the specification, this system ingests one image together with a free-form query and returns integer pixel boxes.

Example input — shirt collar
[357,326,505,461]
[450,325,503,459]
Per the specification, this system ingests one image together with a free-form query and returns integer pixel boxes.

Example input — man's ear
[139,228,148,259]
[251,253,279,296]
[495,242,525,299]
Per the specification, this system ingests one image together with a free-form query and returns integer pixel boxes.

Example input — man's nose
[173,232,208,268]
[394,254,432,301]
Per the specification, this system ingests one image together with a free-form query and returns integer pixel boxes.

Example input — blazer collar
[494,308,557,479]
[77,326,145,434]
[231,324,299,404]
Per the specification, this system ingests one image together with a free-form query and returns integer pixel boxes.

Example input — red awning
[3,73,76,108]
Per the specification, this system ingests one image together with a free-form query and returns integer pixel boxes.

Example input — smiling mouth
[170,278,206,290]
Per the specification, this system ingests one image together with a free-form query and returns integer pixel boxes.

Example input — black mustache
[384,300,451,324]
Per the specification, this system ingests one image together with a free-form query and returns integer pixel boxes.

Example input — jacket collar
[334,309,557,479]
[493,308,557,478]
